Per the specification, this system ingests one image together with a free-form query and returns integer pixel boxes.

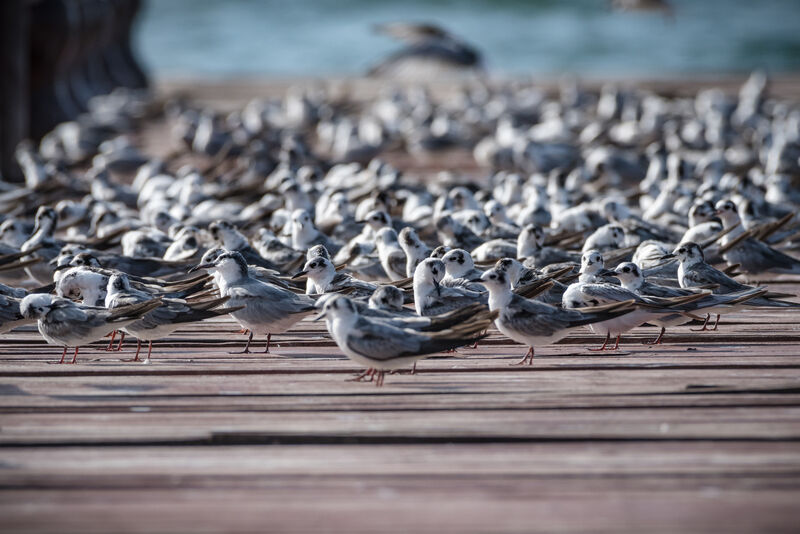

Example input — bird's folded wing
[346,320,422,361]
[688,265,742,291]
[503,304,572,338]
[580,283,643,305]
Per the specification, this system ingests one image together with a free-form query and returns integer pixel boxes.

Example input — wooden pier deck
[3,292,800,533]
[4,76,800,533]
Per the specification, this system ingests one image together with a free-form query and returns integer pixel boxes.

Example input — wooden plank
[2,487,799,534]
[0,244,798,532]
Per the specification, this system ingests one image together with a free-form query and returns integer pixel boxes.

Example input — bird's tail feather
[108,298,164,322]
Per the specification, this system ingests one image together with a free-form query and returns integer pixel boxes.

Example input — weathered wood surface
[2,286,800,533]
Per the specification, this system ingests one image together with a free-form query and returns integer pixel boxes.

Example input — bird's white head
[321,294,359,324]
[442,248,474,279]
[479,268,511,293]
[414,258,445,290]
[369,285,404,311]
[714,199,740,228]
[670,242,704,266]
[494,257,523,287]
[20,293,56,319]
[613,262,644,290]
[581,249,606,275]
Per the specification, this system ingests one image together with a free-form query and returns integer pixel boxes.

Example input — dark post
[0,0,29,182]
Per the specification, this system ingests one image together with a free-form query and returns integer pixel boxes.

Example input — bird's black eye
[623,267,630,272]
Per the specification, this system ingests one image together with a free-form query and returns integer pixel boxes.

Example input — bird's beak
[713,210,722,215]
[53,264,69,272]
[354,220,367,224]
[660,253,676,260]
[469,277,483,283]
[314,312,327,321]
[189,262,214,273]
[598,268,617,277]
[433,278,440,289]
[291,270,308,280]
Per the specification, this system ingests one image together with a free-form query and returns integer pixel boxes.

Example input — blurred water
[133,0,800,78]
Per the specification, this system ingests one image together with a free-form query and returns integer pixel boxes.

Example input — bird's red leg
[144,341,153,363]
[512,346,534,365]
[231,331,253,354]
[711,314,721,331]
[58,347,67,364]
[132,340,142,362]
[115,332,125,351]
[348,368,374,382]
[263,333,271,353]
[105,331,116,351]
[647,327,665,345]
[589,332,611,351]
[69,347,79,364]
[375,371,385,387]
[411,362,417,375]
[612,334,621,350]
[691,314,710,332]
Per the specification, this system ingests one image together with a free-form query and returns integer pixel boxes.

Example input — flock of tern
[2,71,800,385]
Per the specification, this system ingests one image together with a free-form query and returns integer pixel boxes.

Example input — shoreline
[153,73,800,106]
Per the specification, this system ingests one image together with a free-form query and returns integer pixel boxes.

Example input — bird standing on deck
[293,255,377,298]
[398,227,431,277]
[319,294,494,386]
[666,242,800,330]
[374,227,407,281]
[480,268,635,364]
[413,258,487,316]
[104,273,234,363]
[20,294,162,364]
[192,251,316,353]
[714,199,800,277]
[20,207,63,284]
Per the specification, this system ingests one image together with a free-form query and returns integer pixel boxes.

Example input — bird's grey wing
[427,293,486,315]
[580,283,643,304]
[133,299,195,329]
[503,298,575,338]
[441,278,485,293]
[388,250,406,276]
[689,264,743,292]
[230,285,315,317]
[745,239,800,272]
[345,319,424,361]
[373,315,431,329]
[45,304,104,339]
[0,295,23,323]
[540,247,580,266]
[108,291,147,308]
[439,285,484,299]
[640,281,690,298]
[336,274,377,293]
